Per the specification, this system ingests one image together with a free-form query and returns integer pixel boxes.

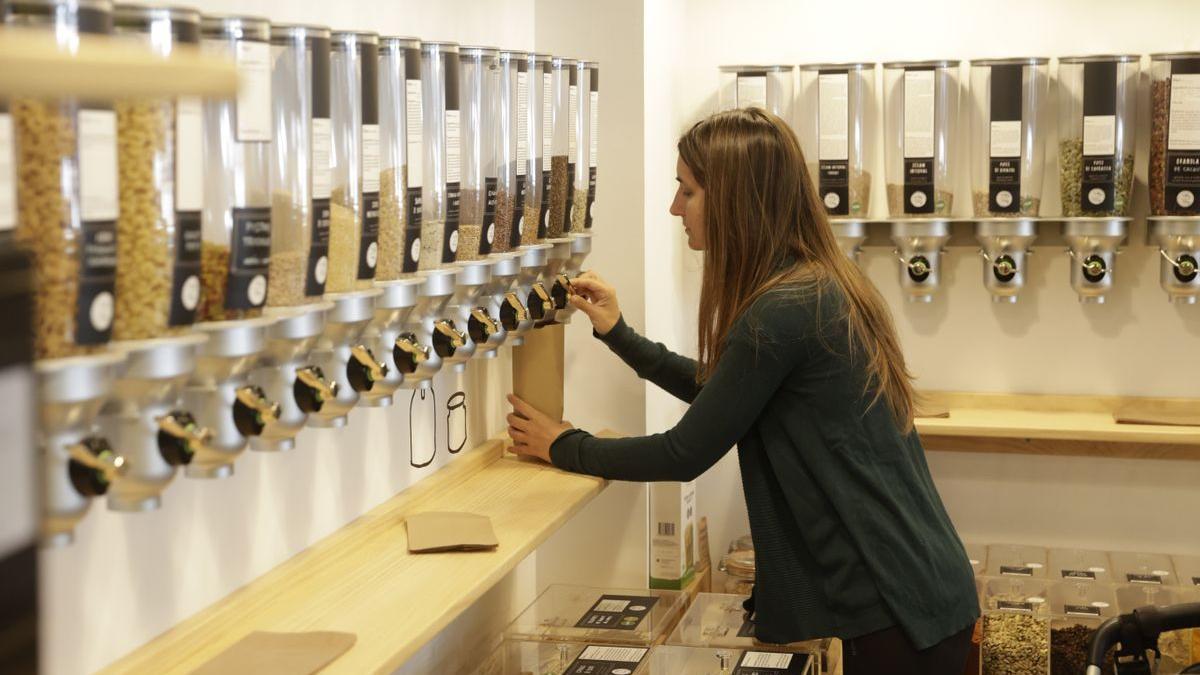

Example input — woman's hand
[507,394,574,464]
[568,271,621,335]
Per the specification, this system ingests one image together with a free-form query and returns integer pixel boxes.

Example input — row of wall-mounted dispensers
[831,216,1200,304]
[38,234,592,547]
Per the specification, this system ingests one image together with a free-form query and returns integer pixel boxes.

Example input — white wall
[641,0,1200,576]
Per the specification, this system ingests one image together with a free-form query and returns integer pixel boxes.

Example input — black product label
[734,651,814,675]
[1065,604,1103,618]
[404,187,422,274]
[988,63,1023,214]
[1061,569,1097,581]
[76,220,117,344]
[1167,59,1200,214]
[1127,573,1163,585]
[819,160,849,216]
[226,207,271,310]
[312,37,331,119]
[1000,565,1034,577]
[443,182,460,264]
[996,600,1035,613]
[565,161,576,230]
[574,595,659,631]
[538,168,552,237]
[307,199,331,296]
[168,212,202,326]
[511,173,527,249]
[563,646,647,675]
[480,176,498,255]
[358,191,380,279]
[738,617,756,638]
[1080,61,1118,212]
[903,159,935,214]
[585,166,597,228]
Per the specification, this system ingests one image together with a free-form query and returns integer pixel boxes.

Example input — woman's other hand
[507,394,574,463]
[568,271,621,335]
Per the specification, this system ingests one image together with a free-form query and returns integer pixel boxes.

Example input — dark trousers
[844,621,975,675]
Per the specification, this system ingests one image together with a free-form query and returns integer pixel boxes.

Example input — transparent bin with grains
[980,575,1051,675]
[493,48,521,253]
[1048,580,1117,675]
[799,62,876,219]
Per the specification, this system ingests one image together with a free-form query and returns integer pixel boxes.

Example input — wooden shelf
[917,392,1200,460]
[101,438,608,675]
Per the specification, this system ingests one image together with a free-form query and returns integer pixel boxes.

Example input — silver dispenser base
[1063,217,1128,304]
[361,278,423,406]
[1149,216,1200,304]
[510,244,552,346]
[249,303,333,450]
[38,351,125,546]
[830,219,867,261]
[449,259,498,363]
[891,220,951,303]
[976,219,1038,303]
[539,238,574,324]
[402,268,459,389]
[486,251,526,348]
[307,289,384,427]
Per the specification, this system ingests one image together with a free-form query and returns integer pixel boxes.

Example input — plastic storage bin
[457,46,498,260]
[1048,581,1117,675]
[505,585,687,647]
[969,57,1050,217]
[719,549,755,596]
[652,645,817,675]
[568,58,590,233]
[798,62,876,219]
[980,576,1051,675]
[1047,547,1112,583]
[1111,550,1178,586]
[494,49,521,253]
[882,60,960,218]
[544,57,574,239]
[986,543,1049,579]
[718,65,795,123]
[376,36,419,280]
[1149,52,1200,216]
[666,593,830,673]
[419,40,460,269]
[1115,583,1200,673]
[1057,55,1138,217]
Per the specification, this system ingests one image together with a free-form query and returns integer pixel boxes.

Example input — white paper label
[0,366,33,557]
[362,123,380,193]
[903,70,935,159]
[737,74,767,109]
[990,120,1022,158]
[516,71,529,173]
[0,114,16,231]
[1083,114,1116,156]
[590,91,599,168]
[235,40,272,142]
[568,83,578,156]
[174,96,203,211]
[577,646,647,663]
[817,73,849,161]
[742,652,794,669]
[594,599,630,613]
[445,110,461,184]
[541,71,552,157]
[311,117,332,200]
[406,80,423,188]
[78,109,118,222]
[1169,73,1200,151]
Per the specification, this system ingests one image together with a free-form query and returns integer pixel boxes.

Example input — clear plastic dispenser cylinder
[419,41,460,269]
[494,49,522,252]
[718,64,795,121]
[377,36,419,280]
[456,46,499,261]
[1057,55,1138,217]
[268,23,331,307]
[968,57,1050,217]
[883,60,961,218]
[1148,52,1200,216]
[198,15,273,322]
[799,62,876,219]
[523,53,550,245]
[569,59,590,233]
[585,60,599,230]
[545,57,574,239]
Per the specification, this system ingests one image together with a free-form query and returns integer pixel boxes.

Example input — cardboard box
[649,481,696,590]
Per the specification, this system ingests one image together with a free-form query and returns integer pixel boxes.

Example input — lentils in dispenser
[569,59,591,233]
[418,41,460,269]
[456,46,498,261]
[376,37,419,280]
[268,24,331,306]
[969,58,1050,217]
[111,4,203,339]
[1058,55,1138,217]
[799,62,875,218]
[494,49,521,253]
[545,57,574,238]
[6,0,118,359]
[718,64,794,120]
[326,31,379,292]
[883,60,960,217]
[1149,52,1200,215]
[585,60,599,230]
[198,15,273,322]
[522,53,550,245]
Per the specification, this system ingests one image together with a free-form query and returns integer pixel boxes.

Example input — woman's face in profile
[671,156,706,251]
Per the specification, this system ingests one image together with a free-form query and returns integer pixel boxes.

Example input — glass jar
[718,64,795,120]
[268,24,330,307]
[986,543,1049,578]
[1048,581,1117,675]
[198,15,272,322]
[799,62,876,219]
[720,549,755,596]
[883,60,960,218]
[585,60,599,231]
[1047,547,1112,583]
[522,52,550,245]
[457,46,498,261]
[111,4,202,338]
[6,0,118,359]
[419,41,460,270]
[728,533,753,553]
[327,31,379,292]
[1149,52,1200,216]
[980,576,1051,675]
[569,58,590,233]
[1115,583,1200,673]
[493,49,521,253]
[400,37,423,275]
[968,57,1050,218]
[376,36,418,280]
[543,57,574,240]
[1057,55,1138,218]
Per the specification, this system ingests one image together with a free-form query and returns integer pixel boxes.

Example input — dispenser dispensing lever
[295,366,339,412]
[347,345,388,393]
[233,385,281,437]
[157,411,212,466]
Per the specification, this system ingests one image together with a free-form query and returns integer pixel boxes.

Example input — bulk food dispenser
[1149,52,1200,304]
[718,64,794,121]
[529,56,577,325]
[556,59,597,324]
[306,30,387,425]
[883,60,960,302]
[979,576,1052,675]
[248,23,339,449]
[1058,55,1138,304]
[969,57,1050,302]
[513,53,554,335]
[5,0,126,543]
[799,62,875,260]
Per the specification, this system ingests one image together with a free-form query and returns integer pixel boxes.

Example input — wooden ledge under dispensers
[916,391,1200,461]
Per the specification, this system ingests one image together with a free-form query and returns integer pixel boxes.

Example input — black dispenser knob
[993,255,1018,283]
[67,436,123,497]
[157,410,209,466]
[233,385,280,437]
[433,320,465,358]
[468,308,499,344]
[527,283,553,321]
[907,256,932,283]
[294,366,338,413]
[500,292,528,331]
[393,332,428,374]
[347,345,387,393]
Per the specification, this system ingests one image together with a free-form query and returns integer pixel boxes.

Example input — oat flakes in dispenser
[718,64,795,120]
[494,49,522,253]
[883,60,961,217]
[1057,55,1138,217]
[456,46,499,261]
[969,58,1050,217]
[799,62,876,219]
[6,0,119,358]
[522,52,551,245]
[376,36,420,280]
[418,41,460,269]
[198,14,273,322]
[545,56,574,238]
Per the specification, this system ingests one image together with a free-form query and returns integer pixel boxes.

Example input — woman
[506,108,979,674]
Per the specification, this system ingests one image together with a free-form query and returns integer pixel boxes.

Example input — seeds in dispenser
[493,189,514,253]
[1051,624,1114,675]
[267,193,312,307]
[571,185,588,233]
[1059,139,1134,217]
[547,155,569,237]
[198,244,230,322]
[887,184,953,217]
[972,191,1041,218]
[376,165,408,280]
[325,198,358,292]
[420,220,446,269]
[1151,78,1170,215]
[981,611,1049,675]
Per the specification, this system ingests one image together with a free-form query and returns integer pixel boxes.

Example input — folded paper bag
[406,512,499,553]
[190,630,356,675]
[1114,405,1200,427]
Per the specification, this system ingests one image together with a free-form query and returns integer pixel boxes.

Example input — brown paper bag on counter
[190,631,355,675]
[1114,403,1200,427]
[512,323,565,422]
[406,512,499,553]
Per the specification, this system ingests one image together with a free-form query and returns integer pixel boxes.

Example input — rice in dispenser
[799,62,876,220]
[968,57,1050,217]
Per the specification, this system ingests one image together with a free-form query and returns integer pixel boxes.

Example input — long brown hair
[678,107,917,431]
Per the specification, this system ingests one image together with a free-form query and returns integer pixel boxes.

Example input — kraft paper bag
[915,408,951,419]
[512,323,565,422]
[406,512,499,553]
[190,631,356,675]
[1114,404,1200,427]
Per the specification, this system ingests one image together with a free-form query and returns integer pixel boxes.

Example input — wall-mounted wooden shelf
[100,437,608,675]
[917,391,1200,461]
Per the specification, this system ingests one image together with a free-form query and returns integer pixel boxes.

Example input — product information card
[564,646,647,675]
[734,651,814,675]
[574,595,658,631]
